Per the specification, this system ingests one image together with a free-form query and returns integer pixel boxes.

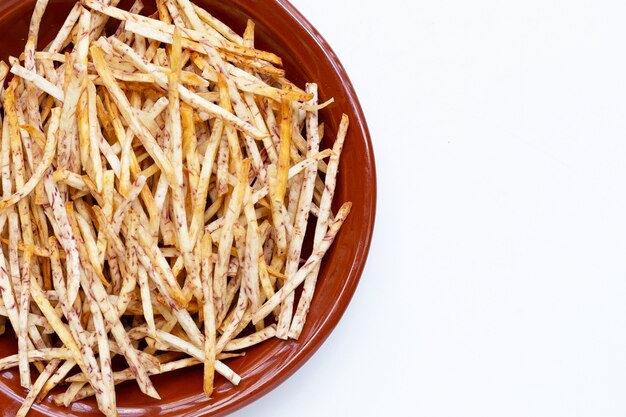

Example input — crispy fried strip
[47,237,113,414]
[276,99,293,201]
[29,279,84,367]
[0,350,72,371]
[200,233,216,396]
[242,188,261,321]
[214,160,249,318]
[224,324,277,351]
[66,203,117,413]
[111,174,146,233]
[10,64,64,101]
[277,84,321,338]
[189,118,222,246]
[16,359,60,417]
[250,149,332,203]
[95,170,115,269]
[192,3,243,44]
[76,241,160,399]
[45,2,81,53]
[86,80,104,192]
[290,115,349,338]
[153,329,240,385]
[108,37,267,139]
[60,357,200,403]
[85,0,281,65]
[252,203,352,324]
[267,165,287,268]
[5,84,33,388]
[91,45,176,185]
[0,125,56,211]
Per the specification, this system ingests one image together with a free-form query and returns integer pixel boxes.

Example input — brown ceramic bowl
[0,0,376,415]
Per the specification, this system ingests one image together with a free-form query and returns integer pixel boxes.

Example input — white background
[235,1,626,416]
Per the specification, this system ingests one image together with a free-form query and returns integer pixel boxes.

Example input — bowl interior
[0,0,376,415]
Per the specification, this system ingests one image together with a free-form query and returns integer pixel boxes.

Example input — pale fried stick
[200,233,216,396]
[252,203,352,325]
[108,37,267,139]
[5,83,33,388]
[0,125,56,210]
[84,0,281,65]
[16,359,60,417]
[276,99,293,201]
[224,324,277,352]
[214,160,249,319]
[276,84,321,338]
[91,45,176,185]
[10,64,64,101]
[290,114,349,338]
[0,350,72,371]
[86,80,104,192]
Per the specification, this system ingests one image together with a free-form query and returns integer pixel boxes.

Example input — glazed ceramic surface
[0,0,376,415]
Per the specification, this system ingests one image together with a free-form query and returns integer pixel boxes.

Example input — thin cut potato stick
[29,279,84,368]
[36,360,76,403]
[115,216,138,317]
[0,350,73,371]
[276,84,321,339]
[267,165,287,268]
[5,83,33,388]
[200,233,216,396]
[61,357,201,403]
[214,160,249,318]
[252,203,352,325]
[56,55,84,182]
[0,125,57,210]
[86,80,104,192]
[250,149,333,204]
[16,359,61,417]
[192,3,243,44]
[215,223,248,334]
[276,99,293,201]
[217,73,243,175]
[10,64,64,101]
[108,37,268,140]
[84,0,281,64]
[91,45,176,185]
[289,115,349,338]
[153,329,240,385]
[242,188,262,324]
[76,245,160,399]
[181,104,200,192]
[224,324,277,352]
[65,203,117,413]
[166,28,199,300]
[137,266,155,336]
[96,170,115,269]
[189,118,223,246]
[111,175,147,233]
[134,227,187,308]
[45,2,81,53]
[47,237,114,415]
[190,53,298,102]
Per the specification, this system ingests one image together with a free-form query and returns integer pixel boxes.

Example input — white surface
[235,1,626,416]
